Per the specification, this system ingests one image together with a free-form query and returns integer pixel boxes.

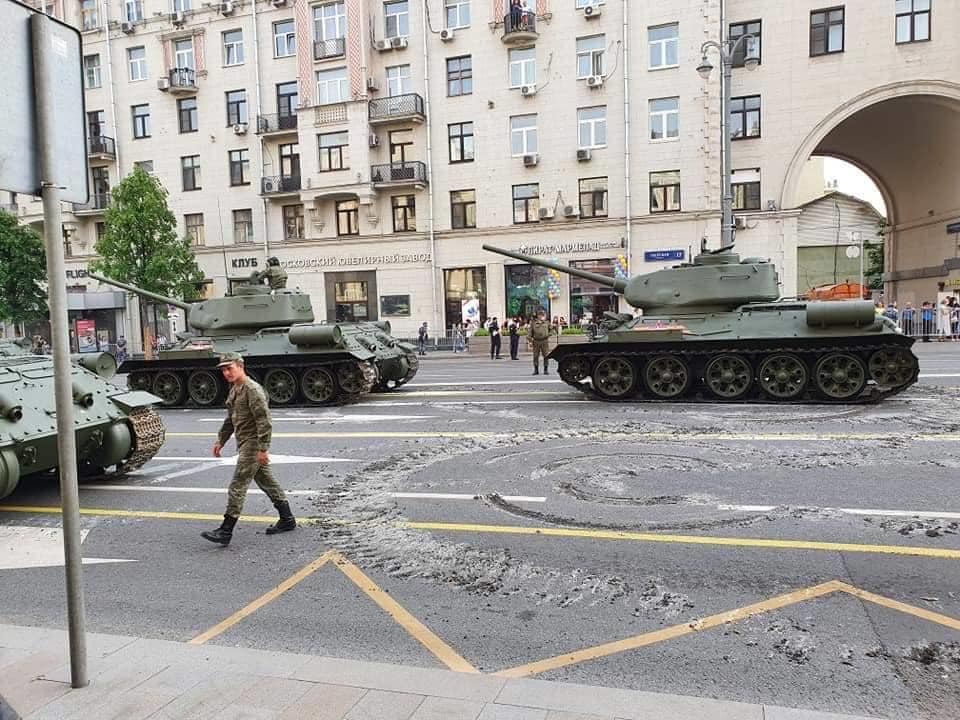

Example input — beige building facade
[6,0,959,344]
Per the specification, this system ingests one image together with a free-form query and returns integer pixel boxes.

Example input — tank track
[111,407,166,476]
[554,340,919,405]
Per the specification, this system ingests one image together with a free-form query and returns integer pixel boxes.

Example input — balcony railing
[370,161,428,187]
[314,37,346,60]
[168,67,197,92]
[88,135,116,158]
[261,175,302,195]
[256,113,298,134]
[368,93,425,124]
[502,11,538,44]
[315,103,348,126]
[74,193,111,213]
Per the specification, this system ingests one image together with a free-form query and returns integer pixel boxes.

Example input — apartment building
[6,0,958,344]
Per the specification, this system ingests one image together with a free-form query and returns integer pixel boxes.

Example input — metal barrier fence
[892,312,960,340]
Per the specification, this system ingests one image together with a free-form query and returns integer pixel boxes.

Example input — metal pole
[720,49,734,248]
[31,12,88,690]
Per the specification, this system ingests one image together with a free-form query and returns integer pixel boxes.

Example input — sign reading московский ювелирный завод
[280,253,433,269]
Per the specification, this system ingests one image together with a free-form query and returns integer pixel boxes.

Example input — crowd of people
[876,297,960,341]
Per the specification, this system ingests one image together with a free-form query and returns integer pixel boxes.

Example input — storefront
[324,270,378,322]
[444,267,486,328]
[66,289,126,353]
[505,264,552,321]
[569,258,619,324]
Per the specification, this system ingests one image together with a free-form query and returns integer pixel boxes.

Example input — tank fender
[109,390,164,411]
[805,300,877,328]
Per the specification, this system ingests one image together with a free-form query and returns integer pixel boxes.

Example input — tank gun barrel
[88,273,192,312]
[482,245,627,293]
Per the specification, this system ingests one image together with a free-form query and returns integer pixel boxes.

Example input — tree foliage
[0,210,48,324]
[90,166,202,299]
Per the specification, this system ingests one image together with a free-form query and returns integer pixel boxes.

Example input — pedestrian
[508,318,520,360]
[882,303,898,323]
[920,301,934,342]
[417,321,429,356]
[530,308,552,375]
[900,301,915,335]
[116,336,128,364]
[950,297,960,340]
[938,297,951,341]
[202,353,296,546]
[488,317,502,359]
[509,0,522,30]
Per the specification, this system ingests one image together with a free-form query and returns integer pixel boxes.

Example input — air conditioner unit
[271,0,288,6]
[366,76,379,91]
[439,28,455,42]
[171,10,185,25]
[219,1,234,15]
[734,216,747,229]
[577,149,592,162]
[583,2,601,19]
[262,177,277,193]
[586,74,604,88]
[520,83,537,96]
[157,77,171,91]
[375,39,390,51]
[233,123,248,135]
[538,207,554,220]
[563,205,579,218]
[766,200,778,211]
[121,21,135,33]
[391,36,408,49]
[522,153,539,167]
[368,134,380,147]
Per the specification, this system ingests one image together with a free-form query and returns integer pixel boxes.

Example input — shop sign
[231,257,259,269]
[281,253,432,269]
[76,319,97,353]
[65,268,88,279]
[644,249,685,262]
[946,278,960,288]
[516,240,622,256]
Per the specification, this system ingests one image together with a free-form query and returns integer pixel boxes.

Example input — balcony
[371,161,428,189]
[368,93,425,125]
[73,193,111,215]
[88,135,116,162]
[260,175,301,197]
[314,103,348,126]
[314,37,346,61]
[256,113,298,136]
[164,67,197,95]
[502,11,538,45]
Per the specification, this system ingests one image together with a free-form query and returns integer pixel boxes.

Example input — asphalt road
[2,343,960,719]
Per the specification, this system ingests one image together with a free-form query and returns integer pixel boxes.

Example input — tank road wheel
[644,355,691,400]
[814,352,867,400]
[868,348,918,388]
[264,368,298,405]
[591,356,636,398]
[558,355,591,384]
[187,369,224,406]
[128,372,152,392]
[152,371,185,406]
[336,363,367,395]
[758,354,808,400]
[301,367,337,404]
[704,354,753,400]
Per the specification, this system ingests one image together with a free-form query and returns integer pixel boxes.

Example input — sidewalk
[0,624,886,720]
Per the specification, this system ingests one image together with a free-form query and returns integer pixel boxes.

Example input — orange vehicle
[802,282,871,301]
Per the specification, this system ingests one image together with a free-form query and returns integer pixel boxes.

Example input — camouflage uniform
[217,378,287,518]
[256,265,288,290]
[530,317,552,374]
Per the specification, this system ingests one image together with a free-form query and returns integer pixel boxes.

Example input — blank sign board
[0,0,88,203]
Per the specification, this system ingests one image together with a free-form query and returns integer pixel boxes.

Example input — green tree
[90,167,202,352]
[864,219,888,290]
[0,210,48,326]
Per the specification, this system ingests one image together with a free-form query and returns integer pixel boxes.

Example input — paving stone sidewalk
[0,624,886,720]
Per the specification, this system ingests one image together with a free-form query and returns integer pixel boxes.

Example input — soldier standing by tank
[254,257,288,290]
[530,309,552,375]
[202,352,296,546]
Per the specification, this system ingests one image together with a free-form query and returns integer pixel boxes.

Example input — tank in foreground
[483,244,918,403]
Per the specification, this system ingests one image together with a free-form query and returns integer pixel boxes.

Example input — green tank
[88,273,418,407]
[483,244,918,403]
[0,348,166,501]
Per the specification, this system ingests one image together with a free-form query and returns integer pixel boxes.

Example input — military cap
[216,352,244,367]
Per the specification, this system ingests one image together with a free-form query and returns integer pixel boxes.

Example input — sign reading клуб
[644,249,685,262]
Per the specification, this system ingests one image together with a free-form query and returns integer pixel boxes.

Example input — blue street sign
[644,249,685,262]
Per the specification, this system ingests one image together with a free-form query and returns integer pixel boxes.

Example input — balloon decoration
[546,259,562,300]
[614,254,629,280]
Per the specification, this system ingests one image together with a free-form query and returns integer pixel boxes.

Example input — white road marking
[719,504,960,520]
[391,492,546,502]
[918,373,960,378]
[407,379,565,387]
[77,485,546,503]
[364,400,587,406]
[0,527,135,571]
[194,414,436,423]
[149,454,358,464]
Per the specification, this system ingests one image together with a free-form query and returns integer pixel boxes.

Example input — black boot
[266,501,297,535]
[201,514,237,546]
[532,367,539,375]
[543,361,549,375]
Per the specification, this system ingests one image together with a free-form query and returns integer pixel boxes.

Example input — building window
[509,47,536,88]
[392,195,416,232]
[274,20,296,57]
[649,97,679,141]
[445,0,470,28]
[185,213,205,246]
[730,95,760,139]
[277,81,299,118]
[127,47,147,81]
[233,209,253,244]
[172,0,191,12]
[181,155,201,191]
[318,131,349,171]
[125,0,144,22]
[283,204,304,240]
[95,222,107,244]
[174,38,195,70]
[134,160,153,173]
[732,169,761,211]
[386,64,411,96]
[280,143,301,179]
[576,35,605,79]
[579,177,608,218]
[650,171,681,213]
[810,7,845,56]
[87,110,105,139]
[91,166,110,200]
[317,67,348,104]
[81,0,99,30]
[226,90,248,126]
[228,149,250,186]
[178,97,198,133]
[389,129,413,163]
[512,183,539,224]
[896,0,930,44]
[336,199,360,236]
[451,189,476,229]
[648,23,679,69]
[83,55,101,89]
[448,122,474,163]
[385,1,409,38]
[314,1,346,41]
[447,56,472,97]
[132,104,150,139]
[223,30,244,66]
[510,114,537,156]
[578,106,607,149]
[729,20,761,67]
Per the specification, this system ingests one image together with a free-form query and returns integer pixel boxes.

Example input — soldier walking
[202,352,296,546]
[530,309,552,375]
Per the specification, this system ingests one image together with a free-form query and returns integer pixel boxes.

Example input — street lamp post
[697,33,759,249]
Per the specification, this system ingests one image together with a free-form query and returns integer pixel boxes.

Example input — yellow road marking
[189,551,336,645]
[495,581,844,678]
[835,582,960,632]
[330,552,479,673]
